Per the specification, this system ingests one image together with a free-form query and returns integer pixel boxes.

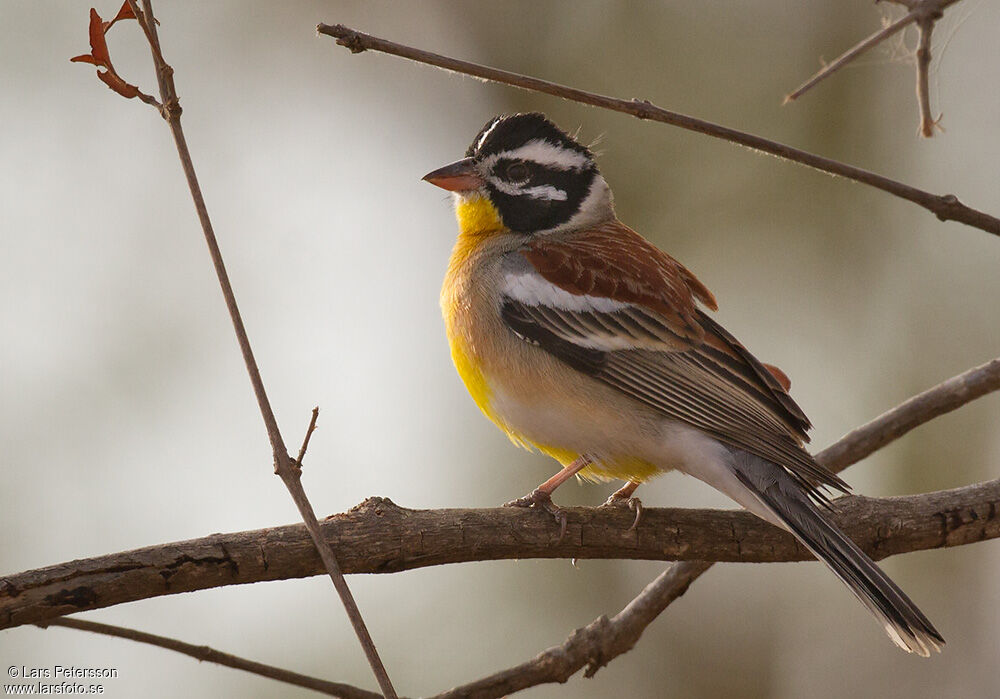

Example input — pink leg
[504,455,592,542]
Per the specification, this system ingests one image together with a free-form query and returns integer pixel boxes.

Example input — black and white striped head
[423,113,614,234]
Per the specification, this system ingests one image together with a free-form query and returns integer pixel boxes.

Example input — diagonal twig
[784,9,921,104]
[110,2,397,695]
[429,560,715,698]
[297,406,321,466]
[36,618,380,699]
[316,22,999,237]
[786,0,960,137]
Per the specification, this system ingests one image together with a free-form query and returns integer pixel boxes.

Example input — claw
[625,497,643,531]
[600,493,644,531]
[504,488,568,543]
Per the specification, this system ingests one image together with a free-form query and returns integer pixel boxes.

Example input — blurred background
[2,1,998,697]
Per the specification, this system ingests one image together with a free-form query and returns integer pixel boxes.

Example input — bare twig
[36,618,380,699]
[316,23,999,237]
[915,16,939,137]
[112,3,397,695]
[430,561,715,698]
[819,357,1000,470]
[784,9,921,103]
[297,407,321,466]
[786,0,959,137]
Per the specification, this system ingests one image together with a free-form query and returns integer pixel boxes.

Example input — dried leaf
[70,55,100,65]
[103,1,137,32]
[97,68,141,100]
[87,8,112,69]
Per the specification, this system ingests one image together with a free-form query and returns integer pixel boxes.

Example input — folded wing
[500,221,848,500]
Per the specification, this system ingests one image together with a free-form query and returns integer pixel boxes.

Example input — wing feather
[499,227,848,499]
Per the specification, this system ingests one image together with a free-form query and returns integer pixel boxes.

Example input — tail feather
[728,449,944,656]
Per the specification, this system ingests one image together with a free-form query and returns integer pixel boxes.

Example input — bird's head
[423,113,614,234]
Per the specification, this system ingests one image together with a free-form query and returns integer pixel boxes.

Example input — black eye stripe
[494,158,534,183]
[493,157,594,184]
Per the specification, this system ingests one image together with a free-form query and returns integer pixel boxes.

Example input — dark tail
[728,449,944,656]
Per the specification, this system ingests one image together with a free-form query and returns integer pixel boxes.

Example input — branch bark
[2,480,997,632]
[316,23,1000,237]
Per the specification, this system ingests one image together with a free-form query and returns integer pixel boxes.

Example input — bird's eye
[504,160,530,183]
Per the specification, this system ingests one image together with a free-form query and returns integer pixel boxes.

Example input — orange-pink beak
[422,157,484,191]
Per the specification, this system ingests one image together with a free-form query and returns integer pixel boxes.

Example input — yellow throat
[441,193,504,426]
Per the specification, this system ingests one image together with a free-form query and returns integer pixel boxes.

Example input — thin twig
[123,3,396,696]
[786,0,959,136]
[915,17,939,137]
[316,23,999,237]
[784,10,920,103]
[36,618,380,699]
[297,407,321,466]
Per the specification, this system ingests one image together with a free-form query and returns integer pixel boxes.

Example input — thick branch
[316,23,1000,237]
[2,480,997,631]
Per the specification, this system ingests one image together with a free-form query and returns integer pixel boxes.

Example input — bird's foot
[504,488,568,543]
[600,492,643,531]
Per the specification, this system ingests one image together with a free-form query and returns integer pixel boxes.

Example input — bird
[422,111,943,656]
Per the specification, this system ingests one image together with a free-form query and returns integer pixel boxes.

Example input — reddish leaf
[97,69,141,100]
[87,8,112,69]
[103,1,137,32]
[70,54,100,65]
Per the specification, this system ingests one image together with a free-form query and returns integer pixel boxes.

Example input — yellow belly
[447,331,659,482]
[441,194,660,483]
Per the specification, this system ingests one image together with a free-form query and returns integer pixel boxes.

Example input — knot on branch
[347,496,401,517]
[629,98,656,120]
[331,26,368,54]
[0,579,20,599]
[576,614,622,678]
[932,193,962,220]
